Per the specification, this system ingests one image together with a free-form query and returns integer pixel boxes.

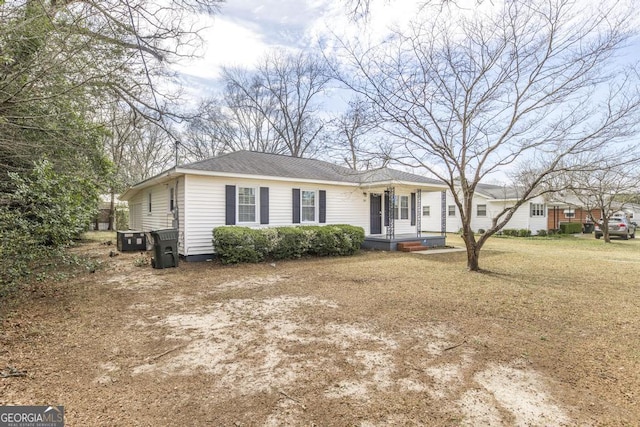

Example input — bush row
[465,227,583,238]
[212,225,365,264]
[501,228,532,237]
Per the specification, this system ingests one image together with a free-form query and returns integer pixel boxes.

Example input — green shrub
[502,229,518,236]
[271,227,310,260]
[1,159,100,294]
[477,229,486,235]
[310,224,365,256]
[336,224,366,255]
[518,229,532,237]
[537,229,548,237]
[212,225,365,264]
[559,222,582,234]
[212,226,266,264]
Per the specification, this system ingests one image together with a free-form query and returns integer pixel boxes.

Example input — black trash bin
[583,222,594,234]
[150,229,179,269]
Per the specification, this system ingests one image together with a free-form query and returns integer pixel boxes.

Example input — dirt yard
[1,233,639,425]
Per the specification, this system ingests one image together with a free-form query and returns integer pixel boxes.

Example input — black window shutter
[225,185,236,225]
[260,187,269,224]
[384,191,390,226]
[319,190,326,223]
[292,188,301,224]
[411,192,416,226]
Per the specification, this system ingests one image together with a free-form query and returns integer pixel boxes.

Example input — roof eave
[177,168,361,187]
[120,168,180,201]
[359,179,448,191]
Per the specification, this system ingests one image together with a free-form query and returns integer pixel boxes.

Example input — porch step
[397,241,428,252]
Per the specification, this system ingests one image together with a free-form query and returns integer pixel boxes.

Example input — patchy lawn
[1,233,639,425]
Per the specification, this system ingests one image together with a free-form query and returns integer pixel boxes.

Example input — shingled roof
[475,183,524,199]
[181,151,443,186]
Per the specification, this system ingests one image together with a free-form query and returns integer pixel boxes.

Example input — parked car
[594,217,637,240]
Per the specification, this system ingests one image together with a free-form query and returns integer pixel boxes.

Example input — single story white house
[421,183,549,234]
[120,151,450,260]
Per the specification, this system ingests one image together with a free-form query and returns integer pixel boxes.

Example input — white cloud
[172,15,270,80]
[172,0,335,81]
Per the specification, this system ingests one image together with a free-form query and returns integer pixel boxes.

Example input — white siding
[390,190,419,235]
[126,177,186,251]
[420,190,548,235]
[420,191,451,232]
[129,201,143,230]
[177,177,186,254]
[526,199,548,233]
[183,175,369,256]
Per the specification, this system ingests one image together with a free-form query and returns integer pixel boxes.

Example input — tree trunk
[463,232,481,271]
[466,246,480,271]
[108,190,115,231]
[602,217,611,243]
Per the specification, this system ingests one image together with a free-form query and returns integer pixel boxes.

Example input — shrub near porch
[212,225,365,264]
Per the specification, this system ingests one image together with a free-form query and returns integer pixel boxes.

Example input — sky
[173,0,423,99]
[171,0,640,183]
[174,0,640,101]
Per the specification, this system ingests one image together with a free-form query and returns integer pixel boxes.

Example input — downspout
[173,141,181,251]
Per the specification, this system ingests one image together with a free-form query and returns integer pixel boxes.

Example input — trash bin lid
[150,228,179,241]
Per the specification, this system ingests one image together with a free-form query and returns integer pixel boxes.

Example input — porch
[362,233,446,251]
[363,183,448,251]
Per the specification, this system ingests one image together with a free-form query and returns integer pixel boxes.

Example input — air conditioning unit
[117,231,147,251]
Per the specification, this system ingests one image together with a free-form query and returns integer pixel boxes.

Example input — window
[448,205,456,216]
[301,190,316,222]
[238,187,256,223]
[400,196,409,219]
[147,192,152,213]
[477,204,487,217]
[530,203,545,217]
[422,205,430,216]
[169,187,175,212]
[564,208,575,218]
[393,196,409,220]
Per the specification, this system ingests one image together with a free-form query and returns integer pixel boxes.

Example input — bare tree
[343,0,468,21]
[181,99,233,161]
[331,0,640,270]
[568,163,640,242]
[222,50,332,158]
[97,101,142,229]
[129,124,175,183]
[329,97,391,170]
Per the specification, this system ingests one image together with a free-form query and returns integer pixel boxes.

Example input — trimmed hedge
[559,222,582,234]
[212,225,365,264]
[501,228,532,237]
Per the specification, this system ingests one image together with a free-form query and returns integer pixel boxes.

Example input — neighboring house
[616,204,640,220]
[91,194,127,231]
[421,183,549,234]
[120,151,449,260]
[546,196,640,230]
[546,195,599,231]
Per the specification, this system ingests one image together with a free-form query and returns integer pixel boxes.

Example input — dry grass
[0,231,638,425]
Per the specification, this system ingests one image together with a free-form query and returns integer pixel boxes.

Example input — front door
[370,194,382,234]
